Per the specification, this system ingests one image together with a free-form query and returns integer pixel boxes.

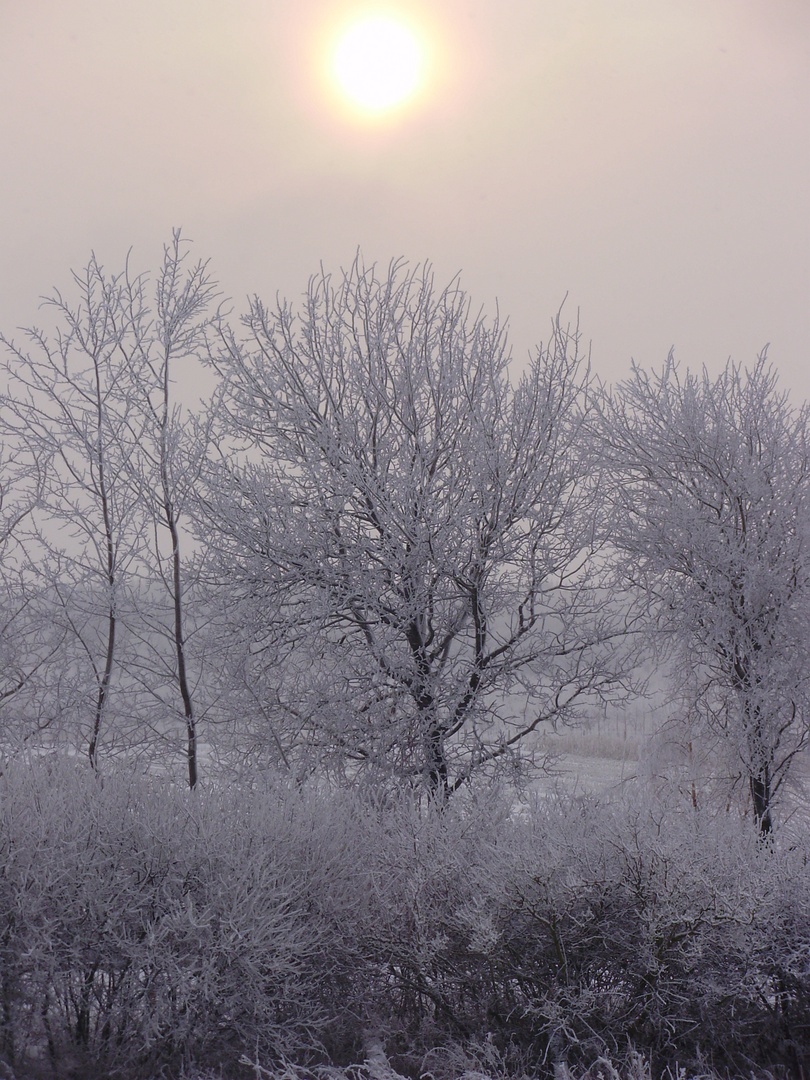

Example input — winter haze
[1,0,808,393]
[2,4,810,1079]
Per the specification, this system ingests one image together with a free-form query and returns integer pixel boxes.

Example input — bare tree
[0,440,68,756]
[0,238,215,783]
[1,263,148,771]
[119,232,218,788]
[599,355,810,833]
[199,259,633,797]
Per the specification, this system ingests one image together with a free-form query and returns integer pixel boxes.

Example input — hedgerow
[0,760,807,1079]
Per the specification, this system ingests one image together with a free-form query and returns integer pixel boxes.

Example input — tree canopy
[200,258,631,796]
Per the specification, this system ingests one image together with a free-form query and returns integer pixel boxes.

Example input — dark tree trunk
[750,768,773,836]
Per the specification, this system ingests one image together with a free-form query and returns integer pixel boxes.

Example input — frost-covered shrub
[0,761,364,1077]
[343,787,810,1078]
[1,761,808,1079]
[334,789,515,1058]
[483,793,810,1078]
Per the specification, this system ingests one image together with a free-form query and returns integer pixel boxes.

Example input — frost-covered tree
[116,232,218,788]
[0,440,66,755]
[600,355,810,833]
[0,238,215,783]
[1,262,149,770]
[199,259,632,797]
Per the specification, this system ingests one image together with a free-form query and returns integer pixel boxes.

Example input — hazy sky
[1,0,808,397]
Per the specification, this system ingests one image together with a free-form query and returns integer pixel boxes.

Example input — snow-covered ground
[531,704,810,842]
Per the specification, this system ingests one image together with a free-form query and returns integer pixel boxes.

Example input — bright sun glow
[333,16,423,114]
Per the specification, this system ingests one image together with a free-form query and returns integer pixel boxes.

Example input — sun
[332,16,423,115]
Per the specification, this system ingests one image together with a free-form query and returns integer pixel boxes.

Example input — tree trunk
[750,768,773,836]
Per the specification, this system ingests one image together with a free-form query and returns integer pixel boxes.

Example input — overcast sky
[1,0,808,398]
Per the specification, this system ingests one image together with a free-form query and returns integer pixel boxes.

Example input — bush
[0,761,808,1079]
[0,762,361,1077]
[487,794,810,1077]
